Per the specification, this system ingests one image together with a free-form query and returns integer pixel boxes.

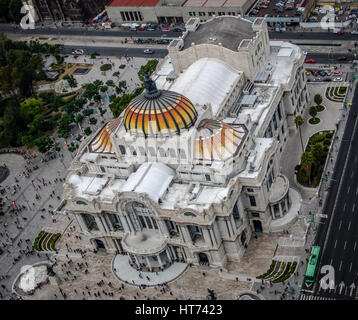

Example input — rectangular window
[138,12,143,21]
[129,11,134,21]
[205,174,211,182]
[100,166,105,173]
[138,215,146,229]
[120,12,126,21]
[134,11,138,21]
[247,188,254,193]
[251,212,260,218]
[249,195,257,207]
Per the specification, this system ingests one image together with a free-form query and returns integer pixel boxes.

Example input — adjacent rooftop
[182,17,256,51]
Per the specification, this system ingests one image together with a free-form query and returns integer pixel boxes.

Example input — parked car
[333,77,343,82]
[337,56,347,61]
[351,30,358,35]
[305,59,316,63]
[324,78,332,82]
[173,28,183,32]
[144,49,154,54]
[326,71,331,76]
[305,70,311,76]
[318,70,327,77]
[137,27,145,31]
[332,71,342,75]
[313,77,322,82]
[337,30,344,35]
[161,26,171,31]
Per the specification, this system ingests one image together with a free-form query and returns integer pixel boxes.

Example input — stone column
[165,248,171,263]
[270,205,275,220]
[158,220,169,236]
[75,214,89,232]
[103,214,113,232]
[94,216,106,233]
[120,215,130,232]
[202,228,212,247]
[100,215,110,232]
[181,226,192,244]
[157,253,164,268]
[145,256,152,271]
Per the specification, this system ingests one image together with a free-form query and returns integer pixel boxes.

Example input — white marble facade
[61,16,307,271]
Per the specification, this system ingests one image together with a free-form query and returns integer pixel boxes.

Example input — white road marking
[352,171,355,178]
[339,220,342,230]
[349,262,353,273]
[344,240,347,250]
[334,240,338,248]
[348,186,351,193]
[348,221,351,230]
[353,204,356,212]
[339,260,343,271]
[344,202,347,211]
[356,187,358,196]
[354,242,357,251]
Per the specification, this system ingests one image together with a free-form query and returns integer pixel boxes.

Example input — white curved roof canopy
[170,58,242,116]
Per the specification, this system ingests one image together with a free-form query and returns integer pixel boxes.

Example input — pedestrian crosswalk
[298,295,335,300]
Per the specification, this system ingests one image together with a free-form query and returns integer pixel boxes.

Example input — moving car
[337,56,347,61]
[305,59,316,63]
[337,30,344,35]
[144,49,154,54]
[333,77,343,82]
[72,49,84,55]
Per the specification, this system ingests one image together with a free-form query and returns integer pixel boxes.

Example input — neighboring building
[25,0,111,22]
[60,16,308,271]
[106,0,255,25]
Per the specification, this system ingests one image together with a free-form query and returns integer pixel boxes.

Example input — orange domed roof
[90,117,121,153]
[123,74,197,137]
[194,119,248,161]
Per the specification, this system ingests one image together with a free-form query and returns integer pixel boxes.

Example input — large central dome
[124,74,198,137]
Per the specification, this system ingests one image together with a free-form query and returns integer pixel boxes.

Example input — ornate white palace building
[60,15,308,271]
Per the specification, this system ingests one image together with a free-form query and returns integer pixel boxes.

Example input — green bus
[305,246,321,283]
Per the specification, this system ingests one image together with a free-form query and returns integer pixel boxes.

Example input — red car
[138,27,145,31]
[305,59,316,63]
[337,30,344,35]
[337,56,347,61]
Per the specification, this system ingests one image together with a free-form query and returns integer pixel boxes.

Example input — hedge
[100,64,112,71]
[34,230,45,251]
[49,233,61,251]
[256,260,277,279]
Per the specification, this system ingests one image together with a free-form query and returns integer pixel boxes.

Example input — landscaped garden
[308,94,325,125]
[296,130,334,187]
[256,260,297,283]
[325,86,347,103]
[33,231,61,252]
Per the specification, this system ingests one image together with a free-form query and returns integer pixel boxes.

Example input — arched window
[148,146,155,157]
[178,148,186,159]
[158,147,166,157]
[138,146,146,156]
[119,145,126,155]
[129,145,137,155]
[168,148,176,158]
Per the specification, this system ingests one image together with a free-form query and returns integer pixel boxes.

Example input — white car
[144,49,154,54]
[333,77,343,82]
[72,49,84,55]
[351,30,358,34]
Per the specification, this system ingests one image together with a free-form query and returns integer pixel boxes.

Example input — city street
[307,84,358,300]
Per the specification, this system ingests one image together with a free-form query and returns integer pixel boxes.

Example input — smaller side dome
[90,117,121,153]
[194,119,248,161]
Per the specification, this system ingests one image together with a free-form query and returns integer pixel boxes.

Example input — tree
[89,117,97,125]
[20,98,43,121]
[314,94,323,106]
[294,115,304,153]
[84,127,92,136]
[312,143,325,163]
[301,152,315,185]
[35,136,54,153]
[0,0,10,21]
[75,114,84,124]
[106,80,115,87]
[100,85,108,93]
[309,106,318,119]
[8,0,22,23]
[90,52,100,59]
[63,74,77,88]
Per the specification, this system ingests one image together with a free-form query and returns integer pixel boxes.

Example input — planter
[309,117,320,125]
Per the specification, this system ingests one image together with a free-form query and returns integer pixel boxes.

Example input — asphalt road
[60,45,168,58]
[1,23,358,41]
[302,84,358,300]
[0,24,182,39]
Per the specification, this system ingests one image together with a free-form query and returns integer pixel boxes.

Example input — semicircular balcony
[269,174,289,204]
[121,229,168,256]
